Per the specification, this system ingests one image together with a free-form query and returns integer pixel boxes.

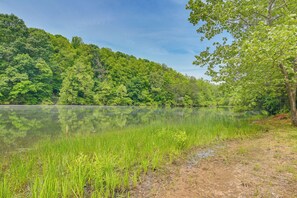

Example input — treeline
[0,14,223,106]
[220,84,289,115]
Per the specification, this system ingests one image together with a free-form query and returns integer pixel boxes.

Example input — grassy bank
[0,111,262,197]
[131,116,297,197]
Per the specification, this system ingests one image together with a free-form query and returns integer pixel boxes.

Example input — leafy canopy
[187,0,297,125]
[0,13,221,107]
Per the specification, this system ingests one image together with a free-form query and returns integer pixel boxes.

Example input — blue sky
[0,0,215,79]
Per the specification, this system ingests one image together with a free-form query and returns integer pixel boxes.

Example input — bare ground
[131,118,297,198]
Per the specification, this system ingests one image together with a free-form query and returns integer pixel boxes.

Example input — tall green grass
[0,110,262,197]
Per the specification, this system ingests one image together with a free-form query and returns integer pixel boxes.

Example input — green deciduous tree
[71,36,83,49]
[0,14,28,43]
[187,0,297,126]
[112,84,132,105]
[59,59,94,105]
[0,54,53,104]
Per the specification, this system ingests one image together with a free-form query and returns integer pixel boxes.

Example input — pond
[0,105,212,155]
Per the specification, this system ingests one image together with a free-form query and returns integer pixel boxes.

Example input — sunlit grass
[0,110,262,197]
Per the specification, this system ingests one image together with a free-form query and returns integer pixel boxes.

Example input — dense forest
[0,13,293,117]
[0,14,224,107]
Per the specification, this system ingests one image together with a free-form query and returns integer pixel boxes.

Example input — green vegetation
[1,0,296,196]
[187,0,297,126]
[0,14,223,107]
[0,106,205,153]
[0,110,261,197]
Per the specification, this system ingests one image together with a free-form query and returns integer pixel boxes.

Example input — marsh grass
[0,110,262,197]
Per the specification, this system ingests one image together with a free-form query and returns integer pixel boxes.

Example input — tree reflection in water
[0,106,196,154]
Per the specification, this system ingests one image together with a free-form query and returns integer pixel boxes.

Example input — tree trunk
[291,109,297,126]
[279,64,297,126]
[288,88,297,126]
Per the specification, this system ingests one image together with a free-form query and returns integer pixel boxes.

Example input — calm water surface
[0,106,210,154]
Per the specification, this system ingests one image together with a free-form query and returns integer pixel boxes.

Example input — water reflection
[0,106,197,154]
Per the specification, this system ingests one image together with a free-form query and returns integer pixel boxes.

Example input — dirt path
[132,119,297,198]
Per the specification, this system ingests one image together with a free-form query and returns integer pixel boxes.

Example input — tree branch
[267,0,277,25]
